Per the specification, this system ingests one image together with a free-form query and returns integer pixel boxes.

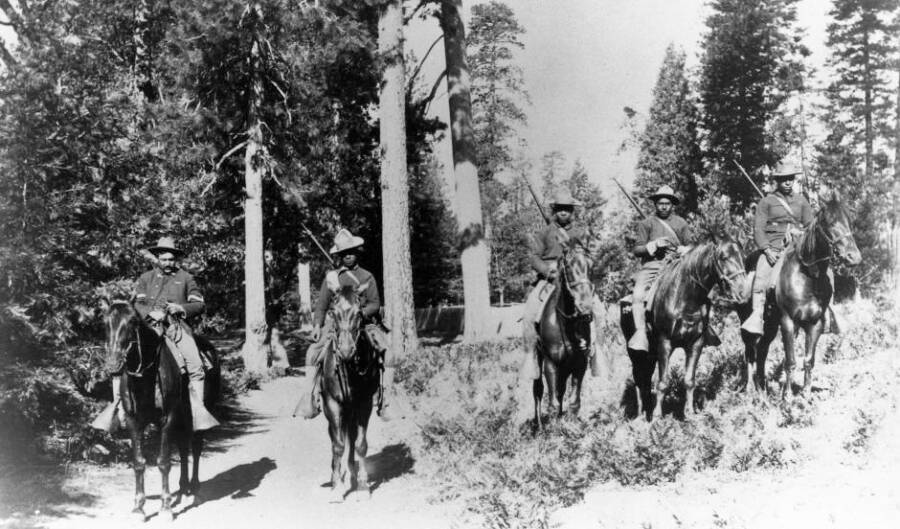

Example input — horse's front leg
[157,412,176,522]
[127,417,147,521]
[802,318,825,393]
[780,314,799,400]
[651,336,673,420]
[532,375,544,432]
[740,330,757,392]
[190,433,203,498]
[176,431,189,498]
[683,338,704,417]
[353,399,372,498]
[568,370,583,416]
[326,400,346,502]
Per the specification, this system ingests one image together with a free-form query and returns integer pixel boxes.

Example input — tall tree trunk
[297,255,312,332]
[863,29,873,181]
[378,0,418,359]
[440,0,491,341]
[241,4,269,374]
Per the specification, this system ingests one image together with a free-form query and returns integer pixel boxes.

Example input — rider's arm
[360,277,381,320]
[529,230,552,276]
[754,198,771,249]
[312,279,332,328]
[133,273,151,319]
[632,219,653,258]
[182,275,205,318]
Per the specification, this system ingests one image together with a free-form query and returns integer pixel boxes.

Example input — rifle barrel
[731,160,765,199]
[612,178,647,219]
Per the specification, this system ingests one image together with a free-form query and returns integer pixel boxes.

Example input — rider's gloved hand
[311,325,322,342]
[148,309,166,322]
[547,268,559,283]
[165,303,186,317]
[764,247,780,266]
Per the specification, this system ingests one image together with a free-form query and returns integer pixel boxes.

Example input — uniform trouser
[161,320,204,381]
[631,260,665,333]
[522,280,600,380]
[752,253,778,296]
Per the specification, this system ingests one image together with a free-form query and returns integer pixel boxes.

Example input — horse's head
[819,194,862,267]
[560,242,594,316]
[712,239,749,304]
[100,299,141,376]
[329,284,364,361]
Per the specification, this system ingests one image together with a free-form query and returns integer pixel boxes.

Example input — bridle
[556,247,594,321]
[106,324,157,378]
[799,216,855,269]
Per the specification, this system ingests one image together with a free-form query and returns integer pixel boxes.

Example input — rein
[126,326,158,377]
[798,217,851,269]
[555,249,594,321]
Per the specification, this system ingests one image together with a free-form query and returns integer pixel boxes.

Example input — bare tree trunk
[863,29,873,182]
[297,257,313,332]
[241,4,269,374]
[378,0,418,359]
[440,0,491,341]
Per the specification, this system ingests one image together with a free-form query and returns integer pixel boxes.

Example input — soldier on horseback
[741,162,813,335]
[628,185,692,353]
[297,229,396,421]
[521,188,599,380]
[92,236,219,432]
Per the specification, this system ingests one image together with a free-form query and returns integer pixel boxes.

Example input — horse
[99,300,218,522]
[621,239,747,420]
[533,243,595,431]
[739,194,861,398]
[320,284,381,501]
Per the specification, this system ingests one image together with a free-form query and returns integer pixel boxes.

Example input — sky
[406,0,833,207]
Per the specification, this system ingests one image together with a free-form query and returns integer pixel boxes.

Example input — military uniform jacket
[313,266,381,327]
[633,214,692,264]
[134,268,205,321]
[753,191,813,250]
[530,222,590,277]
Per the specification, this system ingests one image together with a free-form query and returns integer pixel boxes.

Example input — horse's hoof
[131,508,146,523]
[158,509,174,523]
[328,488,345,503]
[351,488,371,502]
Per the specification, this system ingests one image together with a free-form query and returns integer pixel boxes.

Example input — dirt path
[4,375,456,529]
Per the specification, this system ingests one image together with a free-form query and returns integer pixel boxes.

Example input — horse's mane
[655,242,716,295]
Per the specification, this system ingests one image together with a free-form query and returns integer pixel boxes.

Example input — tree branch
[407,34,443,91]
[0,36,16,67]
[403,0,433,25]
[420,69,447,114]
[0,0,30,43]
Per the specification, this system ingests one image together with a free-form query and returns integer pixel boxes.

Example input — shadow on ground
[366,443,415,491]
[176,456,277,516]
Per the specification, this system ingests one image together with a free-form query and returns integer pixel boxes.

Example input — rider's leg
[742,254,773,335]
[522,279,549,380]
[628,268,652,352]
[298,328,328,419]
[90,375,123,432]
[170,324,219,431]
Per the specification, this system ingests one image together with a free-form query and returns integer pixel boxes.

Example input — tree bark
[241,4,269,374]
[378,0,418,359]
[863,28,873,182]
[440,0,491,341]
[297,258,312,332]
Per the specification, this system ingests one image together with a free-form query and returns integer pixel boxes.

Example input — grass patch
[399,299,899,528]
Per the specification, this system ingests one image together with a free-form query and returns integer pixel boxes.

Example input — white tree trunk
[378,0,418,360]
[441,0,491,341]
[297,259,312,332]
[241,13,269,374]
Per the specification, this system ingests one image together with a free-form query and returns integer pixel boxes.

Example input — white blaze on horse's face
[331,291,361,359]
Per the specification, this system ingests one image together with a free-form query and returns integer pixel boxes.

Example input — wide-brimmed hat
[549,188,582,208]
[329,229,364,254]
[771,161,802,181]
[648,185,680,205]
[148,236,183,257]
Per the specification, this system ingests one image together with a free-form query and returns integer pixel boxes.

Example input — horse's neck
[798,221,830,276]
[677,250,716,302]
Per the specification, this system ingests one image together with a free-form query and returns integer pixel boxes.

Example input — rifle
[731,160,765,199]
[612,178,647,220]
[521,175,550,224]
[300,222,336,267]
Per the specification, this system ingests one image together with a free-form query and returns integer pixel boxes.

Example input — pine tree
[699,0,807,208]
[825,0,899,182]
[636,44,703,215]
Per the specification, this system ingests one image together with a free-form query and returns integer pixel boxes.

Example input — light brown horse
[739,195,861,398]
[533,243,594,430]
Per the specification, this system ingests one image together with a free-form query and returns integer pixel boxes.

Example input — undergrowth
[400,299,899,529]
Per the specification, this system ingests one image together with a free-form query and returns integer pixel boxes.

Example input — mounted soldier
[92,236,219,432]
[628,185,692,353]
[297,229,396,421]
[742,162,813,335]
[521,188,599,381]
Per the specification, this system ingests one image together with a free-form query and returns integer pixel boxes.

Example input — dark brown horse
[100,300,218,522]
[533,244,594,430]
[320,285,381,502]
[739,195,861,398]
[621,240,747,420]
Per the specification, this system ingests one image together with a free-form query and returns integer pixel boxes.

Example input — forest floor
[1,298,899,529]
